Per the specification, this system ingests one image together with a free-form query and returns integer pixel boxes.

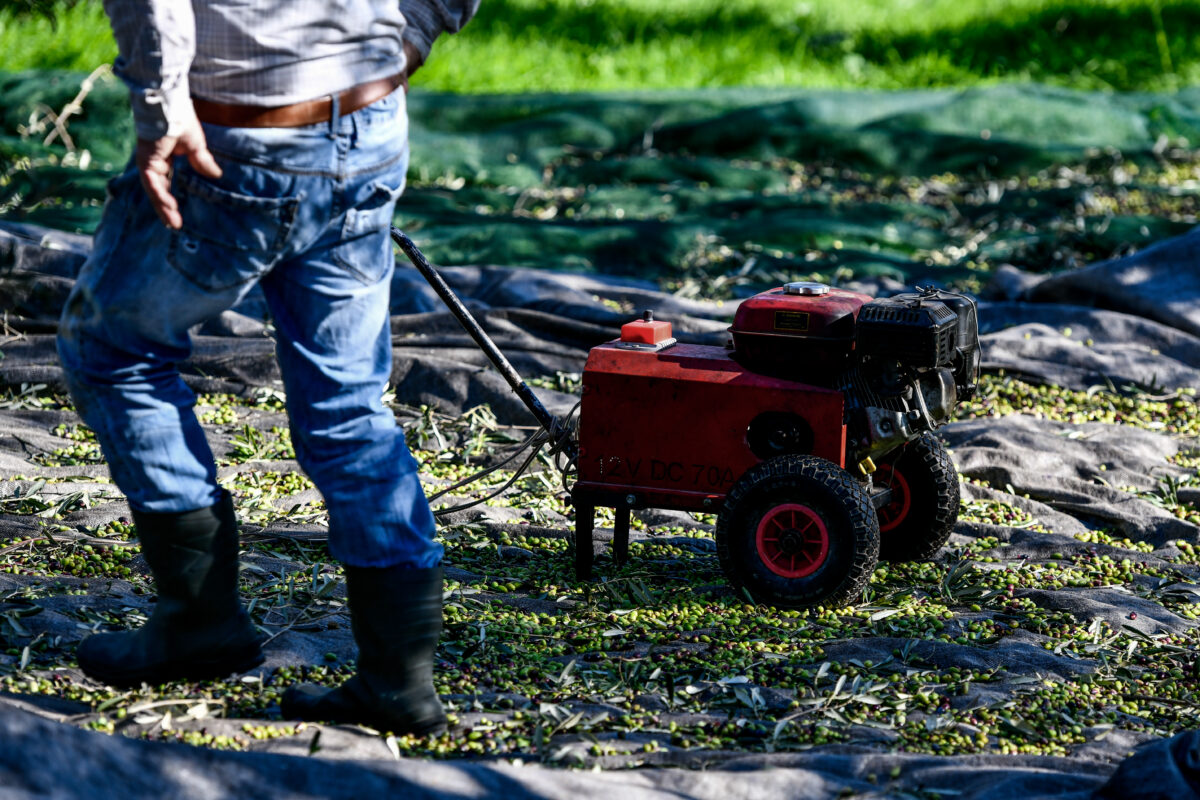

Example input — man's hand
[401,40,425,94]
[136,114,222,230]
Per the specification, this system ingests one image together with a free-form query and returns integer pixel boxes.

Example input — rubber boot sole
[280,683,447,736]
[80,644,265,689]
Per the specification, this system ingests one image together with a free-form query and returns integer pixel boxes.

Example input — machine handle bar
[390,227,578,460]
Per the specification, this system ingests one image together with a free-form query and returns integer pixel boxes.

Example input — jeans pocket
[332,180,404,285]
[104,166,140,202]
[167,170,301,292]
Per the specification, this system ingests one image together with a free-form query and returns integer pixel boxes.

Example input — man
[56,0,479,735]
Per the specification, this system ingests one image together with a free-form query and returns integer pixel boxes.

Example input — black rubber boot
[76,493,263,687]
[281,565,446,735]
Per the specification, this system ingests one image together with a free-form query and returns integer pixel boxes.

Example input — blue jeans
[57,89,441,570]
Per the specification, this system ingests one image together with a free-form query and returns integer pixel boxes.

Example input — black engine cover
[857,294,958,369]
[856,289,980,400]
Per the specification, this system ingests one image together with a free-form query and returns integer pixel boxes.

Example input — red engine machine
[391,230,979,609]
[573,282,979,608]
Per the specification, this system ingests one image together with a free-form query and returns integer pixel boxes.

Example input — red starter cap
[620,310,672,345]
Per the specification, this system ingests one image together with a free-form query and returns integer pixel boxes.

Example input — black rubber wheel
[716,455,879,609]
[875,432,960,562]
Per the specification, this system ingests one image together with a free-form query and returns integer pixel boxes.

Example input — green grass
[0,1,113,73]
[2,0,1198,92]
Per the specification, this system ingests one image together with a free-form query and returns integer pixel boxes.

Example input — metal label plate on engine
[773,311,811,332]
[612,337,677,352]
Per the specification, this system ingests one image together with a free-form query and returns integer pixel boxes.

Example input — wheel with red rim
[874,464,911,533]
[717,455,879,609]
[755,503,830,578]
[875,432,959,562]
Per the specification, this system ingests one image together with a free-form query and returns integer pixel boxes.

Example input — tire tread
[879,433,959,562]
[716,455,879,608]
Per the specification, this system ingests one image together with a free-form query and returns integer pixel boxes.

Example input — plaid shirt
[103,0,479,140]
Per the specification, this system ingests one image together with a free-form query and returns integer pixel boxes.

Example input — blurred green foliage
[0,1,111,72]
[3,0,1199,288]
[5,72,1200,299]
[0,0,1198,92]
[0,0,75,20]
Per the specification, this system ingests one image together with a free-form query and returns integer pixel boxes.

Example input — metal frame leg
[573,498,595,580]
[613,506,631,566]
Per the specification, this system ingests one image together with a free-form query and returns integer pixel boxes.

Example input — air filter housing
[856,294,958,369]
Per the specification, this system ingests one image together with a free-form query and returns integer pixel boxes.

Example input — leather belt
[192,73,404,128]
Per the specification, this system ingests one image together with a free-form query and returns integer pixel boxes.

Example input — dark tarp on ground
[2,219,1198,420]
[0,700,1109,800]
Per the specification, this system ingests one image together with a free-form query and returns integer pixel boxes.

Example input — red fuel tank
[729,282,871,383]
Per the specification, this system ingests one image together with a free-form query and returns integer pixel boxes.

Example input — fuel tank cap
[783,281,830,296]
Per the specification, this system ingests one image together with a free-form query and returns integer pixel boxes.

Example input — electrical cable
[426,429,544,503]
[431,438,547,518]
[553,401,581,495]
[427,399,580,519]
